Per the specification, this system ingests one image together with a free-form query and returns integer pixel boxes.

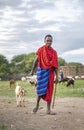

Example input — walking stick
[52,83,57,108]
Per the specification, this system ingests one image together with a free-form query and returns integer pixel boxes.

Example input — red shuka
[36,45,58,103]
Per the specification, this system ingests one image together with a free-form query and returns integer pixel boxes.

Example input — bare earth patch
[0,97,84,130]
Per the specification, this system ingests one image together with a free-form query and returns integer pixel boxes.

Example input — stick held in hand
[52,83,57,108]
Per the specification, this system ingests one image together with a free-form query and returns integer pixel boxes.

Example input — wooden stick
[52,83,57,108]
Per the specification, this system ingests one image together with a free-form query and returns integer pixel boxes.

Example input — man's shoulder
[38,45,57,54]
[38,45,45,51]
[51,47,57,54]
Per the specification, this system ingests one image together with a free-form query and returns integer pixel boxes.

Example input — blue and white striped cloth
[36,67,50,96]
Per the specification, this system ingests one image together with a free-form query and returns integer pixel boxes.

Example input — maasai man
[31,34,58,115]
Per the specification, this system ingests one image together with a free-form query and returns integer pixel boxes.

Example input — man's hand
[30,57,38,76]
[54,67,59,84]
[54,78,59,84]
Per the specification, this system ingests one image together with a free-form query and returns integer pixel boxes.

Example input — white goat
[15,85,26,107]
[29,75,37,86]
[21,77,26,82]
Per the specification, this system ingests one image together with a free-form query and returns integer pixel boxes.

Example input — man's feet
[46,111,56,115]
[33,106,39,113]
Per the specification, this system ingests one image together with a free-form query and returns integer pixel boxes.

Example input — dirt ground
[0,97,84,130]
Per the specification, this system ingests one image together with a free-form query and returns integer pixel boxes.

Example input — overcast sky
[0,0,84,64]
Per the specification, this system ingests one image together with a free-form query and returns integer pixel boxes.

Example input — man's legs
[47,102,51,114]
[33,96,41,113]
[47,102,56,115]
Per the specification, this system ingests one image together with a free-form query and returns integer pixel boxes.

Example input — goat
[29,75,37,86]
[10,79,15,88]
[66,78,74,87]
[21,77,26,82]
[59,77,69,83]
[15,85,27,107]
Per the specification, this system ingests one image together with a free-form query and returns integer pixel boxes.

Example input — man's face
[45,37,52,47]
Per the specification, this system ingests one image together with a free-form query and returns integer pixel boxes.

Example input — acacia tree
[10,54,26,74]
[10,53,36,74]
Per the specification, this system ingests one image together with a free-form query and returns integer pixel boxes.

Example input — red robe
[36,45,58,103]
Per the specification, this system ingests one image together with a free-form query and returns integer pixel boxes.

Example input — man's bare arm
[31,57,38,75]
[54,68,59,84]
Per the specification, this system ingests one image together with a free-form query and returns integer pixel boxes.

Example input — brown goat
[9,79,15,88]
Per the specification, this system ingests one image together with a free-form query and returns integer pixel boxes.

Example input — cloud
[0,0,84,64]
[60,48,84,64]
[0,0,22,8]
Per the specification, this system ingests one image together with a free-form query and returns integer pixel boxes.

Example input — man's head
[44,34,53,47]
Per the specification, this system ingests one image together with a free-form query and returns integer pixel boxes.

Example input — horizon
[0,52,84,65]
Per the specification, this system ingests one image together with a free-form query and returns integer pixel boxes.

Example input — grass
[56,80,84,97]
[0,80,84,98]
[0,81,36,97]
[0,80,83,130]
[0,125,10,130]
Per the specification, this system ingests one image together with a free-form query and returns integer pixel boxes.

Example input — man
[60,70,64,80]
[31,34,58,115]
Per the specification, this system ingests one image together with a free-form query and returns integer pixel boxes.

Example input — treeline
[0,53,83,80]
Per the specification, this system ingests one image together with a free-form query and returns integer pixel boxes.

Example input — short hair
[44,34,53,40]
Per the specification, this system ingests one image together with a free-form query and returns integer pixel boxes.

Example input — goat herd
[9,76,75,107]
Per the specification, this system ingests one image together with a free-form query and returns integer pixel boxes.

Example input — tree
[67,62,82,66]
[0,54,9,79]
[67,62,83,74]
[24,53,36,73]
[58,57,66,66]
[10,53,36,74]
[10,54,27,74]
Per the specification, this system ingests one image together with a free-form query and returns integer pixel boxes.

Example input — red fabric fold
[36,45,58,69]
[36,45,58,103]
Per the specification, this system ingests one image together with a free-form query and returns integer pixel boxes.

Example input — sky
[0,0,84,64]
